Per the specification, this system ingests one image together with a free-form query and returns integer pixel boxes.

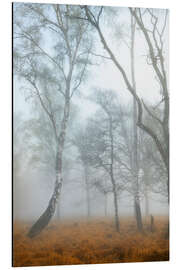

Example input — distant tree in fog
[72,130,93,219]
[82,89,128,232]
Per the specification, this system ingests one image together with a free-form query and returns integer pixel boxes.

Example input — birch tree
[13,3,91,237]
[130,14,143,231]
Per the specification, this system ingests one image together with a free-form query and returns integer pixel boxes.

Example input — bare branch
[142,99,163,125]
[26,78,59,141]
[97,6,103,24]
[89,52,111,60]
[16,25,67,80]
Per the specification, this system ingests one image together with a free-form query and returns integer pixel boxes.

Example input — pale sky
[14,5,169,120]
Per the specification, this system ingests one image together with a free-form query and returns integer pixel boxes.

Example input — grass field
[13,216,169,267]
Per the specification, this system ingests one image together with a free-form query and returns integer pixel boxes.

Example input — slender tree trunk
[112,179,120,232]
[131,15,143,232]
[101,104,120,231]
[27,96,70,238]
[150,215,154,232]
[141,164,151,217]
[84,166,91,219]
[144,188,149,217]
[104,178,108,217]
[109,116,120,232]
[134,195,143,231]
[104,193,107,217]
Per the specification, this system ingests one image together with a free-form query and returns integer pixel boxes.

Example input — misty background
[13,3,169,224]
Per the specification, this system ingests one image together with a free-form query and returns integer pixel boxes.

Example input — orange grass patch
[13,216,169,267]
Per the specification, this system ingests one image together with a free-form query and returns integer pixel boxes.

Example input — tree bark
[112,179,120,232]
[131,15,143,232]
[143,166,150,217]
[109,115,120,232]
[104,177,108,217]
[150,215,154,232]
[134,196,143,231]
[27,96,70,238]
[144,188,149,217]
[84,165,91,219]
[56,194,61,220]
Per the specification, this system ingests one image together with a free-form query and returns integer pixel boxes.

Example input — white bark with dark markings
[27,96,70,238]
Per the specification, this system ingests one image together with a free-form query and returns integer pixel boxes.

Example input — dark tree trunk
[84,166,91,219]
[109,116,120,232]
[134,196,143,231]
[150,215,154,232]
[104,179,108,217]
[104,194,107,217]
[142,166,151,217]
[144,187,149,217]
[112,182,120,232]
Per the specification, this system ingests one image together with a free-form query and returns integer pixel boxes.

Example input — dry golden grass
[13,216,169,267]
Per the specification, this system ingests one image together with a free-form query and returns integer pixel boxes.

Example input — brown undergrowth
[13,216,169,267]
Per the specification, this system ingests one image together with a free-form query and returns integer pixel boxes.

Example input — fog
[13,3,169,227]
[14,171,168,222]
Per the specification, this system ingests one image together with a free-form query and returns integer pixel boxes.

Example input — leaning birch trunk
[27,97,70,238]
[56,196,61,220]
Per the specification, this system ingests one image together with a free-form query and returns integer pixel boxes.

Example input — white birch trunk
[27,97,70,238]
[131,15,143,232]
